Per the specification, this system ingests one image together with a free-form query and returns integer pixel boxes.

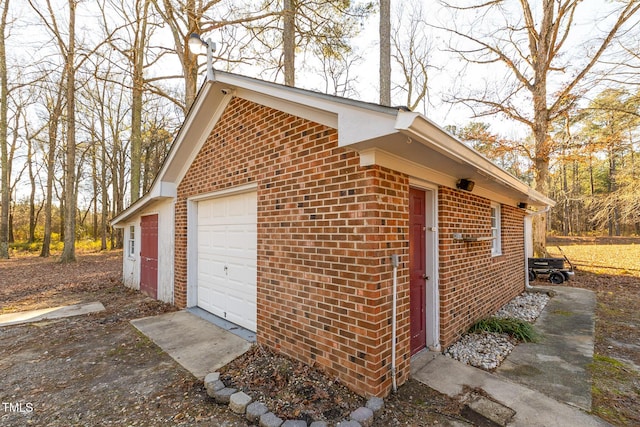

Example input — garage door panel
[196,191,257,332]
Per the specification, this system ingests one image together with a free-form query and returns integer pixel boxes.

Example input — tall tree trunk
[531,85,551,255]
[100,140,108,251]
[562,161,569,236]
[184,0,199,109]
[60,0,77,263]
[379,0,391,106]
[28,137,37,243]
[283,0,295,86]
[40,91,62,257]
[0,0,10,259]
[92,143,98,241]
[130,0,150,203]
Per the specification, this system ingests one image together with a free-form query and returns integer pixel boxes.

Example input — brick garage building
[112,71,553,398]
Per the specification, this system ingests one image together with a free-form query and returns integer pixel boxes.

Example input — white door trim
[186,184,259,308]
[409,180,440,351]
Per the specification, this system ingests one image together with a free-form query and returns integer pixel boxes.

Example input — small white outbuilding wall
[121,199,175,304]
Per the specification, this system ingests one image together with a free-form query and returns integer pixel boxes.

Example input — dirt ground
[0,251,252,426]
[565,270,640,425]
[2,248,637,426]
[0,251,466,426]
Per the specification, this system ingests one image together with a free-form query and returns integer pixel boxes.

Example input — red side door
[409,188,427,355]
[140,214,158,299]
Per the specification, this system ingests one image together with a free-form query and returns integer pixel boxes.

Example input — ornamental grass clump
[470,317,540,343]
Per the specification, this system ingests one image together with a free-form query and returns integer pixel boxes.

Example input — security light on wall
[188,33,217,81]
[456,179,475,192]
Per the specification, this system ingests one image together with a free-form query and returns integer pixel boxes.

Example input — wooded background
[1,0,639,261]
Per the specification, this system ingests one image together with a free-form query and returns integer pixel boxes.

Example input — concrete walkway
[0,302,105,327]
[411,286,610,427]
[496,286,596,410]
[131,310,252,380]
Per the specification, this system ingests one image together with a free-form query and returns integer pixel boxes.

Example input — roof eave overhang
[111,181,176,227]
[112,71,553,228]
[344,110,554,209]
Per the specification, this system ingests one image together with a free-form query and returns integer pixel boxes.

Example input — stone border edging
[204,372,385,427]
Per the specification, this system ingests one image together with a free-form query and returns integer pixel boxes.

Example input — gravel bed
[445,291,550,370]
[495,292,550,322]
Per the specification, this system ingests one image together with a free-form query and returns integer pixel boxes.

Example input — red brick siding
[175,97,410,397]
[437,187,525,347]
[173,96,527,396]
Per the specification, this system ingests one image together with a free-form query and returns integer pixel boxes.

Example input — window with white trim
[128,225,135,257]
[490,203,502,256]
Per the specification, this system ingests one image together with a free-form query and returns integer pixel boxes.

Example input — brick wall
[175,97,411,397]
[437,187,525,347]
[173,96,527,396]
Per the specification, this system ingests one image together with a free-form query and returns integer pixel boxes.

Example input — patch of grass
[469,317,540,343]
[551,309,573,316]
[547,244,640,277]
[592,353,625,368]
[588,353,640,425]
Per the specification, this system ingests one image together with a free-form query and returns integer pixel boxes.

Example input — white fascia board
[171,87,236,185]
[395,111,554,207]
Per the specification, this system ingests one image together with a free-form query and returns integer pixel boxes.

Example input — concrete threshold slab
[131,310,252,380]
[411,352,610,427]
[0,302,105,327]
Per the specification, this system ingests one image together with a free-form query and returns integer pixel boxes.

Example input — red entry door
[409,188,427,355]
[140,214,158,299]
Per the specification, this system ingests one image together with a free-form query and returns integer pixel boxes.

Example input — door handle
[422,274,429,280]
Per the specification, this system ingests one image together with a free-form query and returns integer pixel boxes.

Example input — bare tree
[439,0,640,254]
[391,0,432,111]
[39,74,64,258]
[152,0,279,110]
[102,0,157,203]
[314,43,362,98]
[244,1,372,88]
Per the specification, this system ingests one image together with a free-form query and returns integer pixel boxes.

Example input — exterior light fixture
[188,33,216,81]
[456,178,475,192]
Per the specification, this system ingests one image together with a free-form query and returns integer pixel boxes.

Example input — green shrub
[470,316,540,343]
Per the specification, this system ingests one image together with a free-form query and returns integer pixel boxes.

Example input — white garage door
[197,191,257,332]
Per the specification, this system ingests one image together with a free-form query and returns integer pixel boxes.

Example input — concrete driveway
[131,310,253,380]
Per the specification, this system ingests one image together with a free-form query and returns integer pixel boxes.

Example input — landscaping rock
[336,421,361,427]
[349,406,373,427]
[229,391,252,414]
[282,420,307,427]
[212,387,237,404]
[246,401,269,423]
[365,397,384,415]
[259,411,284,427]
[205,379,226,397]
[204,372,220,385]
[309,422,328,427]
